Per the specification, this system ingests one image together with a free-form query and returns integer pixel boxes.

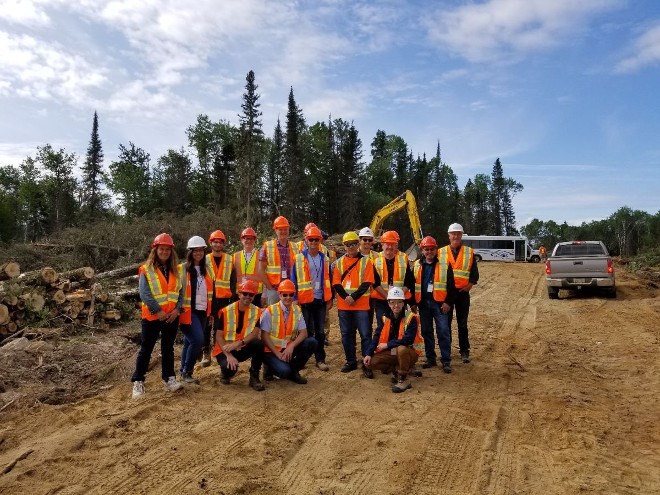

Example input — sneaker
[421,361,437,369]
[164,376,182,392]
[340,362,358,373]
[181,372,199,385]
[361,364,374,379]
[316,361,330,372]
[392,379,412,393]
[289,372,308,385]
[249,371,265,392]
[132,381,145,399]
[200,350,211,367]
[442,362,452,374]
[461,351,470,364]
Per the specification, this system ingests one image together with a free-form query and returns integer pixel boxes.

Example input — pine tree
[108,142,151,217]
[265,117,285,218]
[80,111,107,219]
[36,144,78,233]
[282,87,308,227]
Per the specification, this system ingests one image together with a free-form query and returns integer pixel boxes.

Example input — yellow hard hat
[342,231,359,243]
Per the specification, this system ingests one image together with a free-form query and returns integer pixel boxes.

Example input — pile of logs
[0,261,142,338]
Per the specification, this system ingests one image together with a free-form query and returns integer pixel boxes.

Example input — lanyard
[243,250,254,274]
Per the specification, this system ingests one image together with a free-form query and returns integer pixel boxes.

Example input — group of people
[131,216,478,397]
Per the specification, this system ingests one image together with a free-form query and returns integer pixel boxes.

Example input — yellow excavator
[369,190,424,260]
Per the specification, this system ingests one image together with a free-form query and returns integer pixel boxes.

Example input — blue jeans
[301,299,327,363]
[180,310,206,375]
[419,298,451,364]
[338,309,372,366]
[263,337,317,378]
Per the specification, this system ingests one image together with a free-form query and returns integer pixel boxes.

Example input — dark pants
[263,337,317,379]
[373,299,389,335]
[205,297,232,354]
[338,309,372,366]
[215,339,264,378]
[419,298,451,364]
[132,318,178,382]
[180,310,206,375]
[301,299,327,363]
[449,291,471,353]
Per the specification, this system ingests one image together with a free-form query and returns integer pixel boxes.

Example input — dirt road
[1,262,658,494]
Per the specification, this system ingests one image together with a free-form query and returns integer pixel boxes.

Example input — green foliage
[80,111,109,219]
[108,142,152,217]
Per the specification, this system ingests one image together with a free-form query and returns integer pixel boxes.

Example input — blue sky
[1,0,659,228]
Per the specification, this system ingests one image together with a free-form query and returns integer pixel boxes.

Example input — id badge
[242,276,248,284]
[345,280,352,290]
[314,282,321,290]
[427,283,434,292]
[281,270,288,279]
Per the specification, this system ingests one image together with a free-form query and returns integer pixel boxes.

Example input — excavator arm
[369,190,424,260]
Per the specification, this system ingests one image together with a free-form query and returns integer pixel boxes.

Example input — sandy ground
[0,262,659,494]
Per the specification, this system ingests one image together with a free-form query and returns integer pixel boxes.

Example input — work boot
[390,371,399,384]
[461,351,470,364]
[249,370,265,391]
[164,376,183,392]
[442,362,452,374]
[289,371,308,385]
[340,362,358,373]
[200,350,211,367]
[392,374,412,393]
[361,364,374,379]
[220,369,231,385]
[421,360,437,369]
[316,361,330,372]
[132,381,145,399]
[409,366,423,378]
[181,372,199,385]
[263,363,274,381]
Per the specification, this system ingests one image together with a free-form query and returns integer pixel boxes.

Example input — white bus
[460,235,541,263]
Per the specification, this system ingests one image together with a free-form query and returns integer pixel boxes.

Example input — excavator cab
[369,190,423,261]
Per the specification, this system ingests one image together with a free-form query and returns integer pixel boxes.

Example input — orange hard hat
[305,226,323,239]
[277,279,295,293]
[208,230,226,243]
[238,280,258,294]
[152,233,174,248]
[304,222,318,234]
[380,230,400,244]
[240,227,257,239]
[420,236,437,248]
[273,216,290,229]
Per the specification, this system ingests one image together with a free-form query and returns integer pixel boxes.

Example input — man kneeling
[363,287,423,393]
[261,280,317,384]
[213,280,265,391]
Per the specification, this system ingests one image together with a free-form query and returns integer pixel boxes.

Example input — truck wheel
[530,255,540,263]
[474,254,482,262]
[547,287,559,299]
[606,286,617,298]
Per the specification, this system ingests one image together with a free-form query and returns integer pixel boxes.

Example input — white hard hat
[387,287,405,300]
[448,223,464,233]
[187,235,207,249]
[358,227,374,238]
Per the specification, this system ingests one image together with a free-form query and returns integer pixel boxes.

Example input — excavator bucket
[405,243,421,262]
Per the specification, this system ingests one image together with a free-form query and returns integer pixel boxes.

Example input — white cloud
[615,22,660,73]
[424,0,622,63]
[0,0,51,27]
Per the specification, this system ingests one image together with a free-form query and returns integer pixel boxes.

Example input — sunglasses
[280,293,295,298]
[307,238,321,242]
[344,242,358,248]
[240,292,255,297]
[360,238,374,242]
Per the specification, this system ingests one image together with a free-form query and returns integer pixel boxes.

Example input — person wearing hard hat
[258,215,300,306]
[290,226,333,371]
[371,230,416,338]
[332,231,375,377]
[131,233,184,399]
[441,223,479,364]
[358,226,377,329]
[200,229,237,367]
[178,236,213,384]
[413,235,457,373]
[212,279,265,391]
[295,222,318,252]
[260,279,317,384]
[539,244,547,262]
[233,227,264,308]
[363,287,424,393]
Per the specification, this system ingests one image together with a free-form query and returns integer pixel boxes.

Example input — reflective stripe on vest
[336,255,371,297]
[294,252,332,304]
[378,310,424,356]
[268,303,303,352]
[413,255,449,303]
[442,245,473,289]
[264,240,298,286]
[141,263,181,319]
[223,303,260,342]
[233,250,263,293]
[372,252,408,300]
[205,253,233,298]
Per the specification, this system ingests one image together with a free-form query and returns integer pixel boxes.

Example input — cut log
[65,289,92,303]
[2,294,19,306]
[95,263,140,281]
[111,287,140,299]
[51,280,71,291]
[49,289,67,305]
[4,321,17,333]
[21,292,46,312]
[0,304,8,324]
[67,301,85,318]
[17,267,59,286]
[0,262,20,280]
[59,267,95,281]
[101,309,122,321]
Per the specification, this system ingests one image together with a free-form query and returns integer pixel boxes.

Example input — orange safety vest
[372,252,409,300]
[293,251,332,304]
[263,239,299,287]
[441,245,474,289]
[413,254,449,303]
[178,263,213,325]
[233,249,263,293]
[332,255,374,311]
[140,263,182,321]
[378,310,424,356]
[212,302,261,357]
[264,302,304,352]
[205,253,233,298]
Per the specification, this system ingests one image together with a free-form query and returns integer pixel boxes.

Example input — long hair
[145,246,180,280]
[186,248,207,274]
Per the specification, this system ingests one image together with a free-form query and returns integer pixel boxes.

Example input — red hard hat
[241,227,257,239]
[305,226,323,239]
[273,216,290,229]
[380,230,400,244]
[238,280,258,294]
[420,236,437,248]
[278,279,295,293]
[152,233,174,248]
[208,230,226,243]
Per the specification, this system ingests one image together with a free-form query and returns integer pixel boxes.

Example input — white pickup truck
[545,241,616,299]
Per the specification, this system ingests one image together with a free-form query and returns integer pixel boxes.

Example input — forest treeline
[0,70,657,258]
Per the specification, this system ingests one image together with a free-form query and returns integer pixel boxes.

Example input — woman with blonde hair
[131,233,184,399]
